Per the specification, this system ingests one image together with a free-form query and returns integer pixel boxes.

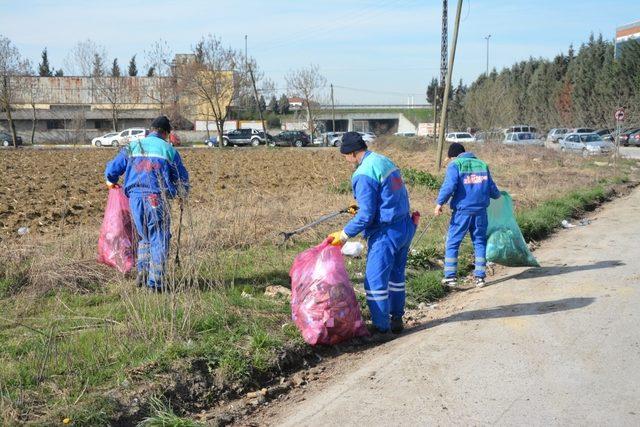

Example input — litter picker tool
[410,214,438,252]
[281,205,358,242]
[174,198,184,267]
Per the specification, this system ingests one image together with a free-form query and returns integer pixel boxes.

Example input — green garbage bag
[486,191,540,267]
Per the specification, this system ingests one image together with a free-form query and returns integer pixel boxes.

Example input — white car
[503,132,545,147]
[358,132,377,143]
[445,132,475,143]
[560,132,614,157]
[91,132,119,147]
[92,128,147,147]
[394,131,416,137]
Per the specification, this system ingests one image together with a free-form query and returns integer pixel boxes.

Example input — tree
[128,55,138,76]
[285,64,326,135]
[38,48,52,76]
[65,39,106,76]
[111,58,121,77]
[147,66,155,77]
[144,39,177,116]
[177,34,245,144]
[426,77,438,104]
[258,94,266,112]
[278,94,289,114]
[54,69,64,77]
[267,95,278,113]
[0,36,30,146]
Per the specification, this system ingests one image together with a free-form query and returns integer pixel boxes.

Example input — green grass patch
[406,271,445,304]
[402,168,442,189]
[328,180,351,195]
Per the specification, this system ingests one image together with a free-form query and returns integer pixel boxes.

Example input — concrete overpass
[315,111,417,134]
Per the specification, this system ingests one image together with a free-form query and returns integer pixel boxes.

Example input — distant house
[288,97,305,110]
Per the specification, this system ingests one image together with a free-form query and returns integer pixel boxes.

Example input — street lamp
[484,34,491,75]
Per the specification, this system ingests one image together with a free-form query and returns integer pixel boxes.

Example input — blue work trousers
[129,193,171,289]
[444,210,487,279]
[364,216,416,331]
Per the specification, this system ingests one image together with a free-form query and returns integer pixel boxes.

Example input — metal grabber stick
[280,205,358,242]
[175,198,184,267]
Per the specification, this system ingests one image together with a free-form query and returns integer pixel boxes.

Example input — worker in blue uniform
[435,143,501,288]
[329,132,416,334]
[105,116,189,292]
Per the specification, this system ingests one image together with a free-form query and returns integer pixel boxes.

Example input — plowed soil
[0,143,618,244]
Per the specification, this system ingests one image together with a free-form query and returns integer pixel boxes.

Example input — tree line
[445,34,640,132]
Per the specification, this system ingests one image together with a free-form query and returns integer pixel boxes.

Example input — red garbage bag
[97,187,135,273]
[289,238,369,346]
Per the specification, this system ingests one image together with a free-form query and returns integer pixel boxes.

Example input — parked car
[271,130,311,147]
[474,130,504,143]
[0,132,23,147]
[91,131,118,147]
[445,132,475,143]
[506,125,537,134]
[619,128,640,146]
[313,131,344,146]
[168,131,181,146]
[503,132,545,147]
[204,135,218,147]
[546,128,569,143]
[393,131,416,137]
[222,128,272,147]
[358,131,377,143]
[560,132,614,156]
[595,128,615,142]
[117,128,147,146]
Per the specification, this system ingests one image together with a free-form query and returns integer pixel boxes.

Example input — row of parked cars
[203,129,377,148]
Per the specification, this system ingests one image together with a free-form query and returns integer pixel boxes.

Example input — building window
[94,120,106,129]
[46,120,65,130]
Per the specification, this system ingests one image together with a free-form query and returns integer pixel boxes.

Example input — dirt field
[0,141,620,245]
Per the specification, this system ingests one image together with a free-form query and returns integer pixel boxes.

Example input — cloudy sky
[1,0,637,103]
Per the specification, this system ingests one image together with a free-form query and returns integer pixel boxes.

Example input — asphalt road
[269,188,640,426]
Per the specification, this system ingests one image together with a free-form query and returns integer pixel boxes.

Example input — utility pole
[440,0,448,87]
[330,83,336,133]
[244,35,248,65]
[484,34,491,75]
[436,0,463,170]
[432,84,438,142]
[248,63,268,143]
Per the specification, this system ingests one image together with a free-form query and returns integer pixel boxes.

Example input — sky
[0,0,638,104]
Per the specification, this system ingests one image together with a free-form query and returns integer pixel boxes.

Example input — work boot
[135,272,148,288]
[390,316,404,334]
[442,277,458,290]
[475,277,486,288]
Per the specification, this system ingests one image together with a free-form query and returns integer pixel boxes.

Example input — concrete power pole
[484,34,491,75]
[330,83,336,132]
[247,63,268,141]
[436,0,464,170]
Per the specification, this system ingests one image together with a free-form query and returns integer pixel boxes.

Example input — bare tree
[176,35,243,144]
[144,39,177,117]
[65,39,107,76]
[0,36,30,147]
[285,64,327,136]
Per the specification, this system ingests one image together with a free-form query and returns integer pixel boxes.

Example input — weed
[328,180,351,195]
[138,396,202,427]
[402,168,442,189]
[406,271,445,304]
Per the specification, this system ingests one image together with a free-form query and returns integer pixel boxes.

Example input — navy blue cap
[340,132,367,154]
[151,115,172,133]
[448,142,465,158]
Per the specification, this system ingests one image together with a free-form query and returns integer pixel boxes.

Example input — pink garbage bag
[97,187,135,274]
[290,238,369,345]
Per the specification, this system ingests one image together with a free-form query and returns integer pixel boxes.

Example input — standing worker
[328,132,416,334]
[434,143,501,288]
[105,116,189,292]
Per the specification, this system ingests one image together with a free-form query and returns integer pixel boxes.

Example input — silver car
[546,128,568,143]
[560,132,614,157]
[503,132,545,147]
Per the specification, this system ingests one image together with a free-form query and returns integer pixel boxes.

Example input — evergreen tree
[128,55,138,76]
[267,95,278,113]
[92,53,104,76]
[194,41,204,63]
[259,95,267,112]
[278,94,290,115]
[111,58,121,77]
[54,69,64,77]
[426,77,439,104]
[147,66,155,77]
[38,48,52,76]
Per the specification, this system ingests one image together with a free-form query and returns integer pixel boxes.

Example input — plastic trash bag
[486,191,540,267]
[290,239,369,345]
[341,241,364,257]
[97,187,135,273]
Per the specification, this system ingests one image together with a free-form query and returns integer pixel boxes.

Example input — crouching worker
[104,116,189,292]
[328,132,416,334]
[435,143,500,289]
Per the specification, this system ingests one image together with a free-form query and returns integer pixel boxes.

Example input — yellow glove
[328,230,349,246]
[347,204,358,216]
